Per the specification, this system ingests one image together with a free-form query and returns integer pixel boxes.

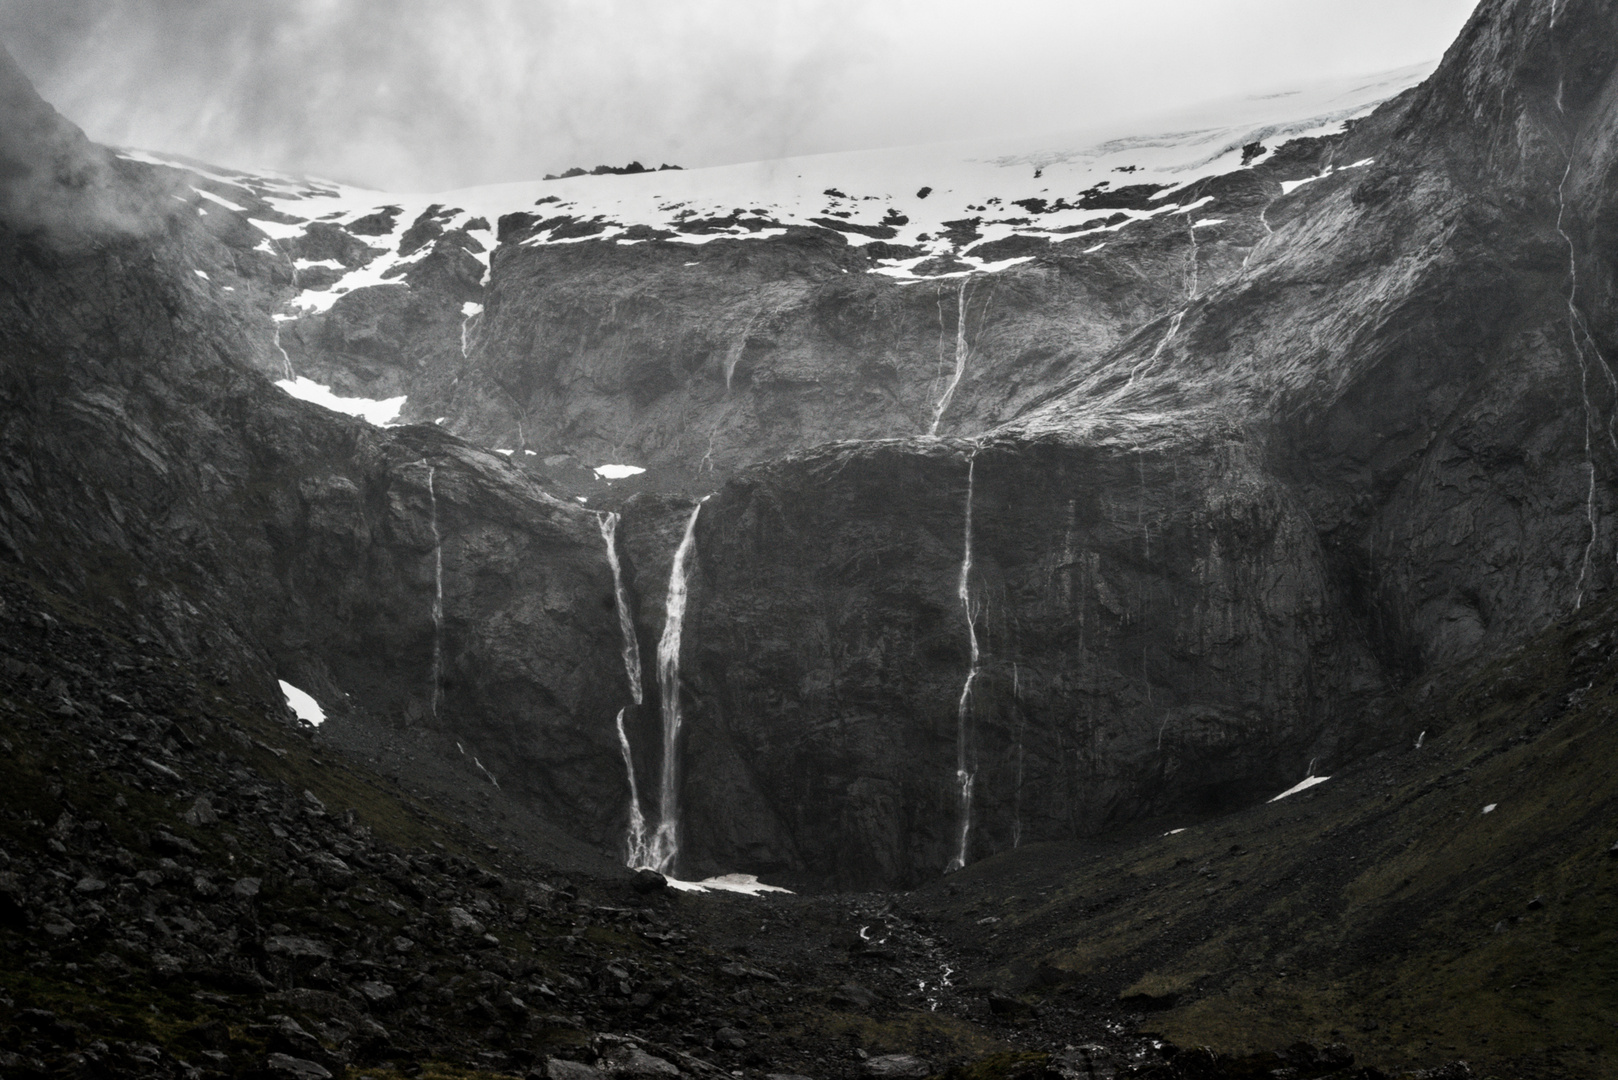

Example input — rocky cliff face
[614,0,1618,885]
[0,50,640,856]
[2,0,1616,890]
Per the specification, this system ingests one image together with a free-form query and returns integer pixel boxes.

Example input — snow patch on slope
[115,62,1430,312]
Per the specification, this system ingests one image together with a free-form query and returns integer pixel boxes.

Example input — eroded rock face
[595,0,1618,883]
[667,436,1380,886]
[0,47,635,850]
[3,0,1618,889]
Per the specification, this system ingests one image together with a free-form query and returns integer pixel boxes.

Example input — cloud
[0,0,1478,192]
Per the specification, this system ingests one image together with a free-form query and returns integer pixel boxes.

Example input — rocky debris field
[0,568,1489,1080]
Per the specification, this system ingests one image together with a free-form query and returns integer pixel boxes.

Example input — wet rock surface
[0,2,1614,1078]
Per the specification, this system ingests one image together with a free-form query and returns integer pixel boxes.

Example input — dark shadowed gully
[0,1,1616,1077]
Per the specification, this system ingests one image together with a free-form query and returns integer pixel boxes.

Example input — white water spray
[272,323,294,379]
[1240,198,1278,277]
[1129,311,1185,385]
[600,511,654,866]
[1185,214,1200,300]
[460,302,483,358]
[426,465,444,718]
[930,279,973,437]
[598,512,644,705]
[946,452,981,872]
[616,708,653,867]
[648,500,706,873]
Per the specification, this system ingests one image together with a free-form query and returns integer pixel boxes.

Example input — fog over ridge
[1,0,1478,191]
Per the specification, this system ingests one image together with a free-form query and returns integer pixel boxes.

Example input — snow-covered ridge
[118,62,1431,312]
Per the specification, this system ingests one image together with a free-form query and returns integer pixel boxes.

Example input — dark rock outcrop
[0,46,635,852]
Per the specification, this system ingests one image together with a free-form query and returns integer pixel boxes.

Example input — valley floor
[4,560,1615,1080]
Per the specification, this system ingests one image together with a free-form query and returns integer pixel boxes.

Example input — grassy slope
[918,594,1618,1078]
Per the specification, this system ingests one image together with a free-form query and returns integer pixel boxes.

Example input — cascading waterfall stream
[1239,196,1278,277]
[599,511,653,867]
[929,279,973,437]
[946,452,981,872]
[460,302,483,358]
[1185,214,1200,300]
[426,465,444,718]
[272,322,294,380]
[598,512,644,705]
[1129,311,1185,385]
[648,499,706,874]
[1011,663,1024,850]
[1553,78,1614,607]
[616,708,652,867]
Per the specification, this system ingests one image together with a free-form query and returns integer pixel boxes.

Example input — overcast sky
[1,0,1480,193]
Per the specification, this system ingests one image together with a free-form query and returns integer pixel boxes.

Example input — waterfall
[616,708,653,867]
[1011,663,1024,850]
[427,465,444,718]
[1555,92,1603,608]
[601,511,654,868]
[1240,197,1278,277]
[647,500,705,873]
[1128,310,1185,386]
[946,452,980,872]
[725,311,759,391]
[1185,214,1200,300]
[929,279,972,437]
[273,323,294,379]
[598,512,644,704]
[460,302,483,358]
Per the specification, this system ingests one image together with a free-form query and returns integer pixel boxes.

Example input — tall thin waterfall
[946,453,981,872]
[1011,663,1024,850]
[616,708,653,867]
[1185,214,1200,300]
[1554,79,1615,607]
[598,512,644,704]
[929,279,972,437]
[648,500,705,873]
[427,466,444,718]
[601,511,652,868]
[273,323,294,379]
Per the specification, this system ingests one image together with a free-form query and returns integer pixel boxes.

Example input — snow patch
[1482,803,1497,814]
[594,464,646,480]
[1269,774,1331,802]
[663,874,792,896]
[275,377,405,426]
[278,680,325,726]
[192,187,246,213]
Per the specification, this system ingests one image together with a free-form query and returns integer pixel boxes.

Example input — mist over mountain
[0,0,1475,189]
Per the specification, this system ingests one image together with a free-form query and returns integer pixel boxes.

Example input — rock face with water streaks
[612,0,1618,885]
[2,0,1618,890]
[671,438,1381,886]
[0,48,637,853]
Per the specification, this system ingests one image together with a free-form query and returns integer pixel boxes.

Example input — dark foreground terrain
[5,560,1614,1079]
